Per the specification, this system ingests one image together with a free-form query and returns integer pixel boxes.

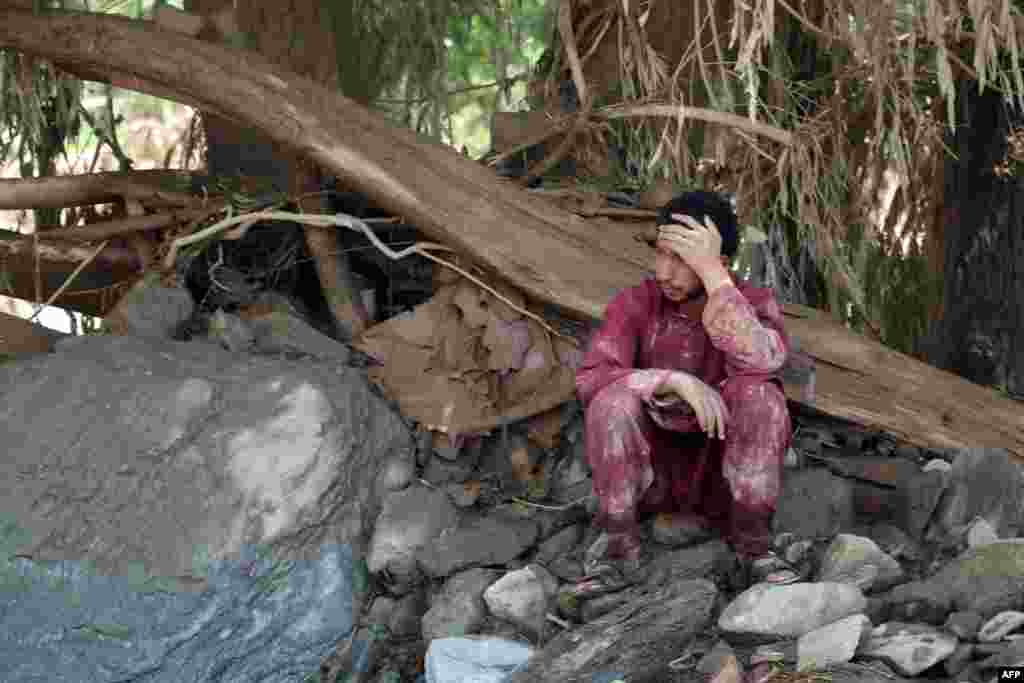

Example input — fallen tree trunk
[1,9,1023,459]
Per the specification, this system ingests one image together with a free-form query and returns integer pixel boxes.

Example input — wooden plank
[781,304,1024,458]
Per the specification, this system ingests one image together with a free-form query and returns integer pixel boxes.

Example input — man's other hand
[663,371,729,439]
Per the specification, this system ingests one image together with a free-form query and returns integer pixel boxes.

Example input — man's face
[654,239,703,302]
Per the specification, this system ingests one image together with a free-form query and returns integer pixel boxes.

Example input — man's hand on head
[657,213,732,293]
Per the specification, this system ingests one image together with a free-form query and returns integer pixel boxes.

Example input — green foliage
[861,240,940,355]
[366,0,552,155]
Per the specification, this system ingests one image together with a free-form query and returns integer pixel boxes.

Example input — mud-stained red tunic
[576,277,792,558]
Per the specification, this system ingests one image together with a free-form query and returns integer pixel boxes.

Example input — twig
[375,75,527,104]
[559,0,589,109]
[599,103,795,147]
[414,246,576,345]
[522,0,598,186]
[488,114,575,167]
[33,231,41,306]
[37,206,220,243]
[29,240,110,322]
[510,495,592,511]
[775,0,842,43]
[163,210,440,270]
[545,613,572,630]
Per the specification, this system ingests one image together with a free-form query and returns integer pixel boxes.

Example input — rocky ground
[323,383,1024,683]
[7,273,1022,683]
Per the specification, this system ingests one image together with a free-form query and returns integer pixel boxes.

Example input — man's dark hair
[655,190,740,259]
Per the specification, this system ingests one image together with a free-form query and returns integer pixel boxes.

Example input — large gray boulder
[927,448,1024,546]
[0,334,413,682]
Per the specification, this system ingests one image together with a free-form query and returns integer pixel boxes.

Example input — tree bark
[3,9,1024,460]
[925,81,1024,395]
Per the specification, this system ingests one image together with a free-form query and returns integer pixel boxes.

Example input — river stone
[927,448,1024,546]
[367,486,459,579]
[418,514,539,578]
[646,539,735,587]
[390,591,426,638]
[421,568,500,642]
[923,459,952,474]
[718,582,867,638]
[534,524,583,566]
[975,638,1024,671]
[650,512,713,546]
[968,518,1001,548]
[868,523,922,561]
[814,456,921,487]
[884,541,1024,618]
[944,643,975,677]
[817,534,904,593]
[0,334,413,682]
[945,610,985,640]
[247,305,352,363]
[508,579,718,682]
[979,611,1024,642]
[860,622,958,676]
[773,469,855,539]
[797,614,873,672]
[899,469,949,538]
[375,451,416,496]
[105,273,194,339]
[483,564,559,637]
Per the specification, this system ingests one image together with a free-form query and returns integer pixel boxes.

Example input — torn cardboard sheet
[354,280,580,437]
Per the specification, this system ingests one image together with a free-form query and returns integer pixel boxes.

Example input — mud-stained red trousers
[584,375,791,559]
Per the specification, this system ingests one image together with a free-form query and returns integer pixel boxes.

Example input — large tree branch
[0,8,647,319]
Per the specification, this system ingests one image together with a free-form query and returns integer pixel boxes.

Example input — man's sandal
[569,553,642,601]
[749,551,802,586]
[567,564,633,601]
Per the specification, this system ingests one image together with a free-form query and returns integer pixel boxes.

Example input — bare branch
[0,170,204,210]
[599,103,794,147]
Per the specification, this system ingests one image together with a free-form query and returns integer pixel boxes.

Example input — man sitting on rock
[574,190,799,591]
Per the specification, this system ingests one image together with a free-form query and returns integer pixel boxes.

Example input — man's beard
[660,283,704,302]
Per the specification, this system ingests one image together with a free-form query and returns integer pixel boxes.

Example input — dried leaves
[354,277,580,438]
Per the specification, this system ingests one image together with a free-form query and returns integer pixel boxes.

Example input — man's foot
[748,551,802,586]
[568,532,642,600]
